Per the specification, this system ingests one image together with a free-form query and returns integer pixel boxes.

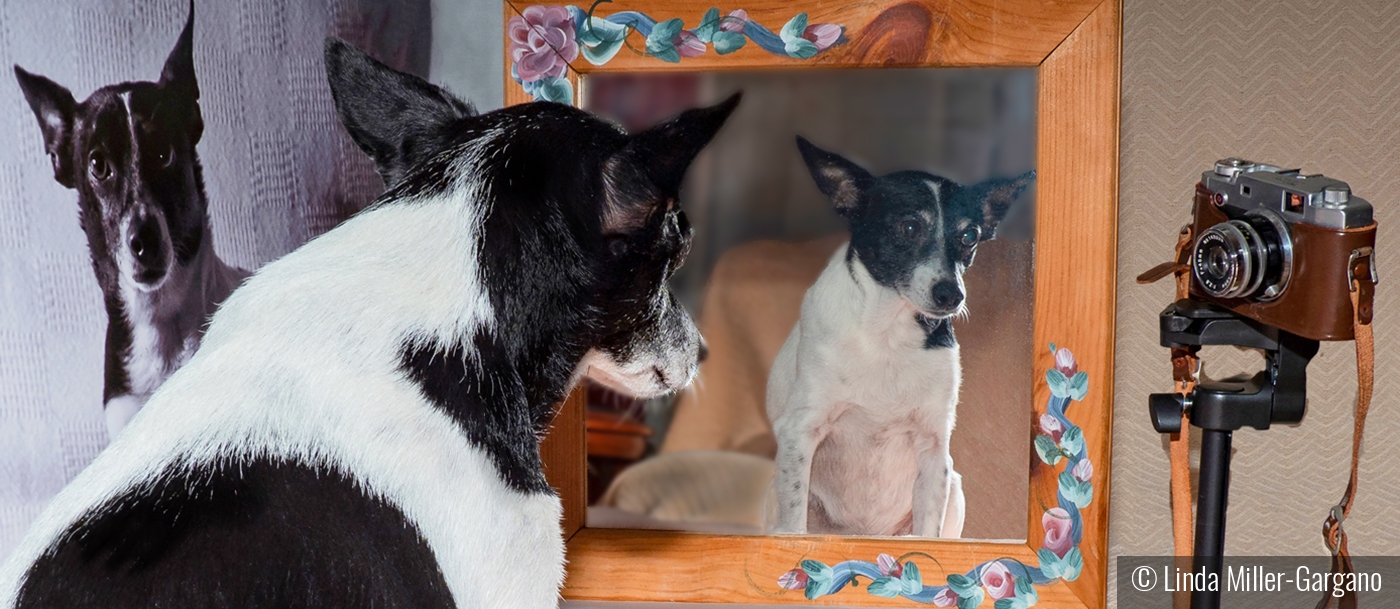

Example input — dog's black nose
[130,219,166,274]
[931,281,963,310]
[697,336,709,362]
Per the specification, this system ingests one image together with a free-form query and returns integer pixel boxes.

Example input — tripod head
[1148,299,1320,433]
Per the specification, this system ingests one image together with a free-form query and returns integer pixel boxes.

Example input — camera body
[1189,158,1377,340]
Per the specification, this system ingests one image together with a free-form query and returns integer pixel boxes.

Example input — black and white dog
[14,7,247,440]
[767,137,1033,537]
[0,39,735,609]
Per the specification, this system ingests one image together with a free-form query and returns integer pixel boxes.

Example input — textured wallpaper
[1112,0,1400,603]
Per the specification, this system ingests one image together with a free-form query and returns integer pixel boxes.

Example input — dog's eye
[88,151,112,181]
[898,219,922,239]
[961,226,982,245]
[608,238,629,258]
[155,143,174,168]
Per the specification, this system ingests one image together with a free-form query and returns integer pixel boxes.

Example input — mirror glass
[581,68,1036,541]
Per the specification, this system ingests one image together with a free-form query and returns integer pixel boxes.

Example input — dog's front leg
[912,449,954,537]
[770,401,827,534]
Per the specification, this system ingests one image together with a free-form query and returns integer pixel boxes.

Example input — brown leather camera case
[1190,184,1376,341]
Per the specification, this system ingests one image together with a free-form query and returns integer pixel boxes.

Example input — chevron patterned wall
[1113,0,1400,602]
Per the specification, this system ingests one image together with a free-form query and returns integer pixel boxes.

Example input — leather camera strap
[1135,225,1199,590]
[1316,255,1375,609]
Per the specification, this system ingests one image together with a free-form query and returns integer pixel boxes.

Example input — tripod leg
[1192,429,1231,609]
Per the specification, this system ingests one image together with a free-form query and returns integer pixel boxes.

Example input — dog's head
[14,6,205,295]
[324,39,736,400]
[797,136,1034,318]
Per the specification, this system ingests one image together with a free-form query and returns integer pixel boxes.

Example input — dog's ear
[964,169,1035,239]
[157,1,203,143]
[796,136,873,216]
[14,66,78,188]
[323,37,476,188]
[601,92,741,233]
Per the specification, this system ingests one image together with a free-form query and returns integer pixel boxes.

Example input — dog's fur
[767,137,1033,537]
[14,6,246,439]
[0,39,736,609]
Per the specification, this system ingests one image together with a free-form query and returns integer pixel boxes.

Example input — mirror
[580,67,1037,541]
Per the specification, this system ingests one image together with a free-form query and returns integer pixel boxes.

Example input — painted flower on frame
[1054,346,1078,376]
[980,561,1017,601]
[876,553,903,578]
[803,23,843,50]
[1039,412,1064,441]
[508,5,578,82]
[1042,507,1075,558]
[1073,457,1094,483]
[932,586,959,607]
[778,568,809,590]
[720,9,748,31]
[675,28,706,57]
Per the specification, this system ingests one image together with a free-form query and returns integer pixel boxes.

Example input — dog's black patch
[915,313,956,350]
[399,330,551,495]
[15,458,455,609]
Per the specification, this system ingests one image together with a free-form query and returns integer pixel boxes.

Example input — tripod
[1148,299,1320,609]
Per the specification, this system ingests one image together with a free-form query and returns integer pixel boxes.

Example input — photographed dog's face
[14,11,205,295]
[324,39,736,400]
[797,137,1034,318]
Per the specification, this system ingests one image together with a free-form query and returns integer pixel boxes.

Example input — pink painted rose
[675,29,706,57]
[507,5,578,82]
[1054,347,1078,377]
[778,568,809,590]
[803,23,843,50]
[933,587,959,607]
[1072,458,1094,483]
[720,9,748,32]
[877,553,903,578]
[980,561,1017,600]
[1039,413,1064,442]
[1042,506,1075,558]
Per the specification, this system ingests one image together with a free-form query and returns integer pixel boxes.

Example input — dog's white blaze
[767,243,964,536]
[0,139,564,609]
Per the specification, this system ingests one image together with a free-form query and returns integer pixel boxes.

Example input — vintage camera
[1189,158,1377,340]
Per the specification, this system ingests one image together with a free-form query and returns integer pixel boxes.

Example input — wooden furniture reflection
[583,383,652,504]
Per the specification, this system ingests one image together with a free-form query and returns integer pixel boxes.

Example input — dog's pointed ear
[965,169,1035,239]
[157,1,203,142]
[796,136,872,215]
[14,66,77,188]
[601,92,740,233]
[324,37,476,188]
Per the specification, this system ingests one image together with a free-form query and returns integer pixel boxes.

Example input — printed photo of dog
[767,137,1034,537]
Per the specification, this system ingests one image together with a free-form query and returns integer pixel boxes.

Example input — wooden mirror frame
[503,1,1119,606]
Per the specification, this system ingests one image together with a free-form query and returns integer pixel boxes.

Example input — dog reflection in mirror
[768,136,1034,537]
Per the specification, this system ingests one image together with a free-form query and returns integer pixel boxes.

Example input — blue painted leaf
[901,562,923,595]
[801,559,834,583]
[1034,435,1062,466]
[579,17,629,65]
[957,586,986,609]
[695,7,721,42]
[1059,472,1093,509]
[947,573,980,596]
[1046,369,1070,398]
[1015,575,1039,606]
[1049,342,1057,353]
[566,5,587,31]
[1060,426,1084,456]
[1068,371,1089,401]
[780,13,809,42]
[1063,548,1085,581]
[533,76,573,104]
[995,598,1031,609]
[868,577,902,598]
[646,18,684,62]
[785,37,819,58]
[804,577,827,600]
[713,30,746,54]
[1037,548,1064,579]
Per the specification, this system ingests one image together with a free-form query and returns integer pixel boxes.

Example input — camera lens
[1192,211,1292,300]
